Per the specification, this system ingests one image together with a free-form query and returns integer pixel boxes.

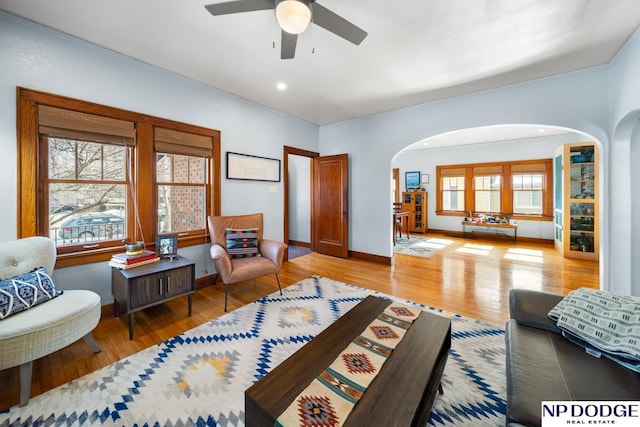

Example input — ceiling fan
[204,0,368,59]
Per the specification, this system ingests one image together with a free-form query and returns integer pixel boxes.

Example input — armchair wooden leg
[275,274,282,295]
[19,361,32,407]
[224,282,228,312]
[83,332,102,353]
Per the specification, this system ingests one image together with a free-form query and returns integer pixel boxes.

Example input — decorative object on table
[109,249,160,270]
[156,234,178,259]
[393,235,452,259]
[405,170,420,190]
[123,241,145,256]
[0,276,506,426]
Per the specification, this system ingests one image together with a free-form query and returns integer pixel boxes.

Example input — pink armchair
[207,213,286,311]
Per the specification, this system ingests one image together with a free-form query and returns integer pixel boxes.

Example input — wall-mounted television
[405,171,420,190]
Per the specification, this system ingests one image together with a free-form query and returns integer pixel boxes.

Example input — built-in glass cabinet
[554,143,598,260]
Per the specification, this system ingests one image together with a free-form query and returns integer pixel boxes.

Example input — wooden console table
[246,296,451,427]
[111,257,195,339]
[461,221,518,242]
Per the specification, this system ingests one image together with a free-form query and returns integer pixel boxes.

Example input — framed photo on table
[156,234,178,259]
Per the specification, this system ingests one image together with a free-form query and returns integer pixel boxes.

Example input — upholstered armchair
[0,237,101,406]
[207,213,286,311]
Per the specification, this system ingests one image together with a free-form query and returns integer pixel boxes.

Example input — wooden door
[312,154,349,258]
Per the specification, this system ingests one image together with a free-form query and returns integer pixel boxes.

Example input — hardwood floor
[0,234,599,410]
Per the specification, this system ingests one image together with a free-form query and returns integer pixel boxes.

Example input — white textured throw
[548,288,640,371]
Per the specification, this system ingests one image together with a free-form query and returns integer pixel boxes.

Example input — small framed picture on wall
[421,174,429,184]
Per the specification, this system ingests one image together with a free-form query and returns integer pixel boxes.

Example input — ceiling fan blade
[204,0,273,16]
[312,3,367,45]
[281,31,298,59]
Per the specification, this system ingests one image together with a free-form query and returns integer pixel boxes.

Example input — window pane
[443,191,465,210]
[49,183,127,246]
[158,185,205,233]
[49,139,125,181]
[157,152,208,233]
[443,176,465,190]
[474,176,501,212]
[156,154,206,184]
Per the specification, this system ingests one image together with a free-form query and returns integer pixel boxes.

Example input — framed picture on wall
[405,171,420,190]
[421,173,429,184]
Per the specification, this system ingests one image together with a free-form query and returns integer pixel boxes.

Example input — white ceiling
[2,0,640,131]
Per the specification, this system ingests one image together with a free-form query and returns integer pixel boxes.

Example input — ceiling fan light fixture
[275,0,312,34]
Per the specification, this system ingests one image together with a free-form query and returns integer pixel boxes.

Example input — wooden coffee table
[245,295,452,426]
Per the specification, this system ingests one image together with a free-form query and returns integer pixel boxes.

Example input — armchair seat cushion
[224,256,279,284]
[0,289,101,371]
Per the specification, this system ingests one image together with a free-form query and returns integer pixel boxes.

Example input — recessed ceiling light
[538,128,546,133]
[277,82,287,91]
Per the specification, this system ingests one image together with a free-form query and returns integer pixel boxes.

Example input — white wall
[392,133,591,239]
[608,26,640,296]
[288,155,311,243]
[320,67,609,258]
[0,13,319,303]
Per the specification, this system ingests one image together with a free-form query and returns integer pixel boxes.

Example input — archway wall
[609,26,640,295]
[319,63,636,292]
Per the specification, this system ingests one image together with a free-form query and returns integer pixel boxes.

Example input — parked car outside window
[58,213,125,241]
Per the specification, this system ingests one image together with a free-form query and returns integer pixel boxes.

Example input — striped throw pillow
[226,228,260,259]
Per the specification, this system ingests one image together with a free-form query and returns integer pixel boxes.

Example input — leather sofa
[505,289,640,427]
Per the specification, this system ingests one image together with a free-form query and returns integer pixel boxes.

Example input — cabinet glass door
[569,202,595,253]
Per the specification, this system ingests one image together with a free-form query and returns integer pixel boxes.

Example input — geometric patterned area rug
[0,276,506,426]
[393,236,454,259]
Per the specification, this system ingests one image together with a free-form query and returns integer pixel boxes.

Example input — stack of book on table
[109,249,160,269]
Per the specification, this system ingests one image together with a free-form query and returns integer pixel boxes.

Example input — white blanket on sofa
[548,287,640,372]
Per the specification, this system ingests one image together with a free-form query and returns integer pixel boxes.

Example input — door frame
[283,146,319,261]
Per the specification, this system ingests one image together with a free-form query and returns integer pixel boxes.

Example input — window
[17,88,221,267]
[155,127,213,235]
[436,159,552,220]
[474,175,501,213]
[442,176,465,211]
[512,173,543,214]
[39,105,134,252]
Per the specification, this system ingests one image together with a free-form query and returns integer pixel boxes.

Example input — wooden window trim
[17,87,221,268]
